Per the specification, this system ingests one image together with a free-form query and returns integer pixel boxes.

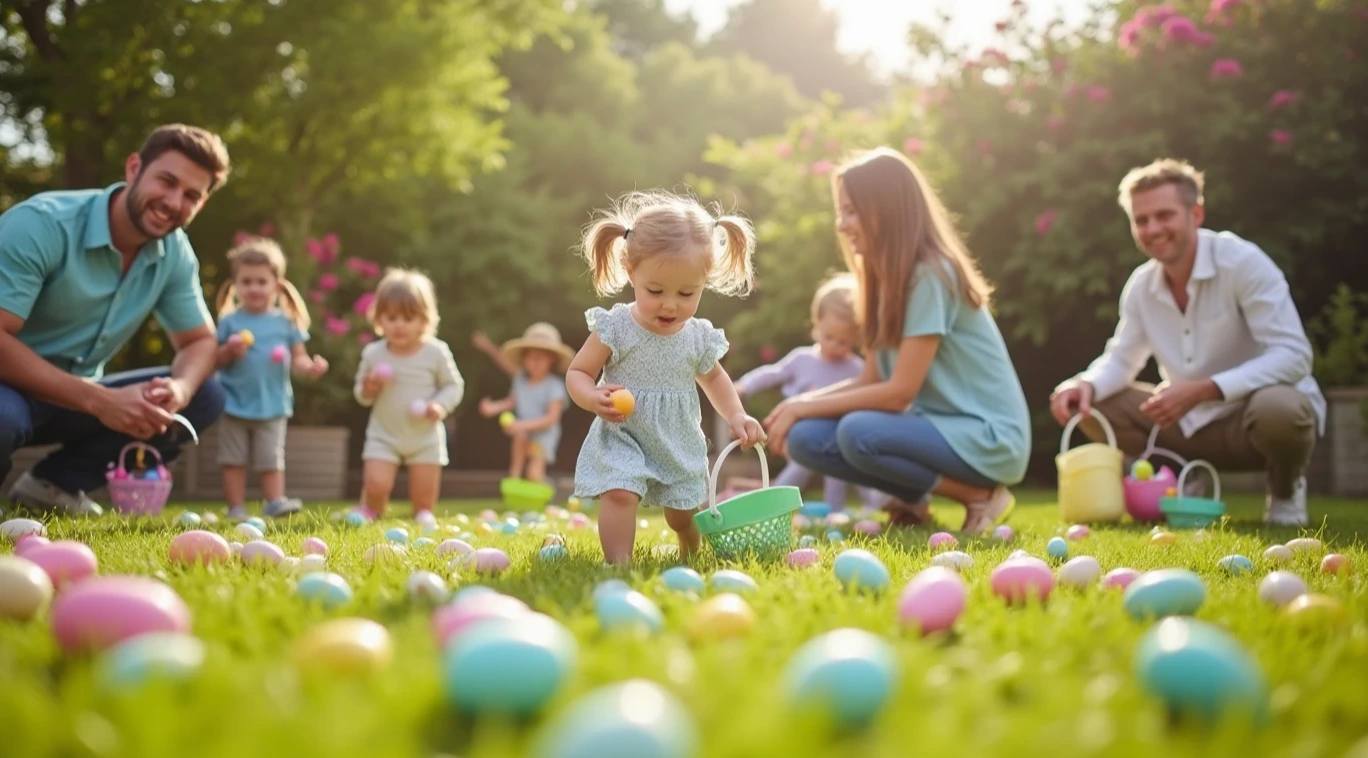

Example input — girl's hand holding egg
[307,355,329,379]
[592,385,629,424]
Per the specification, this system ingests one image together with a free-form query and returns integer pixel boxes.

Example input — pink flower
[1048,114,1066,132]
[346,257,383,279]
[352,292,376,316]
[1035,208,1059,236]
[325,317,350,336]
[1139,5,1180,29]
[904,137,924,156]
[363,261,382,279]
[358,333,374,345]
[1207,0,1240,23]
[308,290,324,304]
[1209,58,1243,79]
[1270,129,1293,145]
[1087,85,1111,102]
[1118,20,1143,54]
[776,142,793,159]
[317,273,339,292]
[810,160,834,176]
[257,222,275,238]
[306,238,328,264]
[760,345,776,362]
[232,231,252,246]
[1051,57,1068,74]
[1269,90,1300,109]
[1161,15,1201,43]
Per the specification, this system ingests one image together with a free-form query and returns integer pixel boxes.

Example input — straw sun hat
[500,322,575,373]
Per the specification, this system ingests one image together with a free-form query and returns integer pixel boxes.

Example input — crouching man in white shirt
[1050,158,1324,526]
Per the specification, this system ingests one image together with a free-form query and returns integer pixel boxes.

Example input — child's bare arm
[567,334,625,423]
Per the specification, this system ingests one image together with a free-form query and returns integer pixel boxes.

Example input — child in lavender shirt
[733,275,884,511]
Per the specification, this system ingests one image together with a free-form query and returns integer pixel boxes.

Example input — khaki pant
[1078,383,1316,498]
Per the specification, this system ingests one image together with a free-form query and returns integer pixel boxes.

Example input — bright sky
[664,0,1094,74]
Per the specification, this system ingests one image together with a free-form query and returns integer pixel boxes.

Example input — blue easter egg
[660,566,705,593]
[98,632,205,690]
[798,535,817,548]
[344,512,367,528]
[296,572,354,609]
[444,614,577,716]
[532,679,697,758]
[1124,569,1207,620]
[710,569,758,594]
[802,501,832,518]
[459,532,476,541]
[451,585,498,604]
[246,517,267,533]
[178,512,201,527]
[501,523,519,535]
[1218,555,1253,576]
[825,530,845,543]
[412,537,436,549]
[1046,537,1069,559]
[593,579,633,600]
[385,527,409,544]
[596,590,664,634]
[833,549,890,592]
[539,544,568,562]
[1135,617,1268,722]
[142,468,161,481]
[784,628,898,730]
[505,517,521,528]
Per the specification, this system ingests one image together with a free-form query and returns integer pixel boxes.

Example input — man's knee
[1245,386,1316,446]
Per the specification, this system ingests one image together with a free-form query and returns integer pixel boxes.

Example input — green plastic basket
[693,440,802,561]
[500,477,554,510]
[1159,459,1226,529]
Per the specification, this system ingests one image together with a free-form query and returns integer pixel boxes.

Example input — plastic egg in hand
[373,362,394,381]
[444,614,577,717]
[833,549,890,592]
[1134,616,1267,723]
[407,571,450,603]
[531,679,696,758]
[783,628,899,731]
[270,345,288,363]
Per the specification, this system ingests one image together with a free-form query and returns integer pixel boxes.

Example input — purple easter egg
[853,519,881,536]
[301,537,329,556]
[928,532,958,551]
[787,548,820,568]
[437,538,474,557]
[431,592,529,648]
[898,566,967,635]
[1066,525,1091,541]
[374,362,394,381]
[169,531,232,566]
[467,548,511,575]
[993,525,1014,541]
[25,541,99,590]
[1102,567,1142,590]
[51,576,191,653]
[990,556,1055,604]
[240,540,285,568]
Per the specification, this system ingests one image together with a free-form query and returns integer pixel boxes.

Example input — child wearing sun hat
[473,322,574,484]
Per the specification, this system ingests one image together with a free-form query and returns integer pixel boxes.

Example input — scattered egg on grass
[1257,571,1307,608]
[783,628,898,731]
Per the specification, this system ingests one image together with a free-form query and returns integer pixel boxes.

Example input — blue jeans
[0,367,225,495]
[786,411,996,503]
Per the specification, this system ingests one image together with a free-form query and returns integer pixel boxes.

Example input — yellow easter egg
[1286,538,1324,555]
[363,544,407,567]
[238,329,255,347]
[610,389,636,417]
[1150,531,1177,546]
[293,618,393,676]
[499,411,515,428]
[0,555,54,621]
[567,497,581,512]
[1282,593,1347,629]
[688,593,755,642]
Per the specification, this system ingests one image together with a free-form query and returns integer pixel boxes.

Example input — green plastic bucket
[1159,459,1226,529]
[694,440,801,561]
[500,477,554,510]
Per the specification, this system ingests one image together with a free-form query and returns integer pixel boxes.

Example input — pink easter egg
[15,534,50,556]
[374,362,394,381]
[479,509,499,522]
[993,525,1014,541]
[1065,525,1091,541]
[989,557,1055,604]
[240,540,285,568]
[112,468,129,481]
[168,530,232,566]
[468,548,510,574]
[25,541,99,590]
[898,566,967,635]
[431,593,529,648]
[853,519,881,536]
[928,532,958,551]
[1322,553,1353,576]
[437,538,474,557]
[50,576,191,653]
[787,548,820,568]
[271,345,288,363]
[301,537,329,556]
[568,513,591,529]
[792,514,811,530]
[1101,567,1141,590]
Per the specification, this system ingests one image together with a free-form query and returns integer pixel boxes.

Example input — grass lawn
[1,488,1365,758]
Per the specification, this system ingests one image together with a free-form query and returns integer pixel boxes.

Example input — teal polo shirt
[0,183,213,379]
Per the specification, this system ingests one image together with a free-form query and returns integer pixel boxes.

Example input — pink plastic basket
[106,443,173,515]
[1123,426,1187,523]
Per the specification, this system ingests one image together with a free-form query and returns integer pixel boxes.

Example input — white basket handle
[1176,459,1221,501]
[172,414,199,445]
[1140,425,1187,469]
[1059,410,1116,457]
[706,439,769,519]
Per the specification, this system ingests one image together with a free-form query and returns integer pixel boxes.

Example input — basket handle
[705,439,769,520]
[116,442,167,472]
[1176,459,1221,501]
[1059,410,1116,457]
[172,414,200,445]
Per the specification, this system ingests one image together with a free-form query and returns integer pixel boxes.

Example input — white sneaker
[1265,476,1308,527]
[8,471,105,516]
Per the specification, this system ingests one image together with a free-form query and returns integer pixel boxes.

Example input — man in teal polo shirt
[0,124,229,516]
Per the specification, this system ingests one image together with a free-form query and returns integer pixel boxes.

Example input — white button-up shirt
[1071,228,1326,438]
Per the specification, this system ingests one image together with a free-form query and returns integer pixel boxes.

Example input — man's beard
[125,177,182,240]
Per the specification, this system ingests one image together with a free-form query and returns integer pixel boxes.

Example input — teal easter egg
[1046,537,1069,560]
[412,537,436,550]
[451,585,498,604]
[595,590,664,634]
[539,544,568,562]
[1135,617,1267,721]
[1218,555,1253,576]
[532,679,697,758]
[1124,569,1207,620]
[245,517,267,533]
[178,512,201,527]
[501,523,519,535]
[833,549,890,592]
[444,614,577,716]
[98,631,205,690]
[825,530,845,543]
[385,528,409,544]
[784,628,898,730]
[296,572,354,609]
[344,512,367,528]
[798,535,817,548]
[710,570,758,594]
[593,579,632,600]
[660,567,705,593]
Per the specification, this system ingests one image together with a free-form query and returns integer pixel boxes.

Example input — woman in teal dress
[763,147,1031,535]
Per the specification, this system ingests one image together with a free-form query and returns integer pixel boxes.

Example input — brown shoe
[883,497,934,528]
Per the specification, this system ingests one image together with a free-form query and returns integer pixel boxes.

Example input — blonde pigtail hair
[278,279,312,331]
[580,216,631,297]
[710,215,756,297]
[215,280,239,318]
